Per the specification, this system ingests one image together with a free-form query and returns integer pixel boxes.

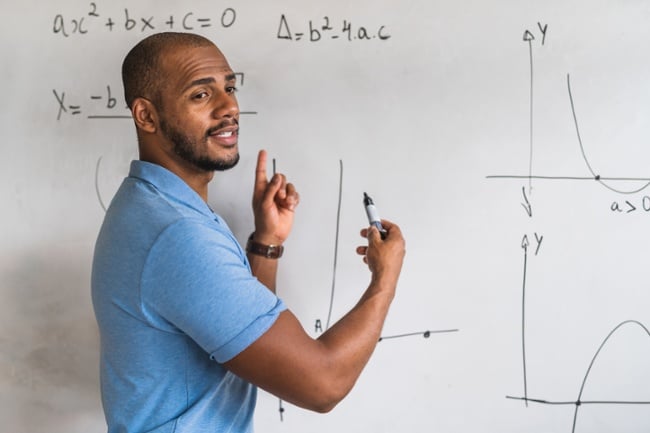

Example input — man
[92,32,405,433]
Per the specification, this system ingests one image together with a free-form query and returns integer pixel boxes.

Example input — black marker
[363,192,387,239]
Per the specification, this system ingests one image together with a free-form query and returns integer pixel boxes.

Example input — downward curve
[572,320,650,432]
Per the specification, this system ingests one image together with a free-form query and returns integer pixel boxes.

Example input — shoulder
[152,217,243,259]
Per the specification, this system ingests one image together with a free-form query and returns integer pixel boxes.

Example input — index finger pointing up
[254,149,269,198]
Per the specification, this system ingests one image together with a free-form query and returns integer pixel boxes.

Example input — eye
[193,91,209,100]
[226,86,238,94]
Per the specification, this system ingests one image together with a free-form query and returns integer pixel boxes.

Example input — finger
[366,225,381,245]
[254,150,269,202]
[278,183,299,211]
[275,173,287,200]
[379,218,395,229]
[285,182,298,200]
[262,173,285,207]
[359,228,369,238]
[380,219,402,239]
[356,246,368,256]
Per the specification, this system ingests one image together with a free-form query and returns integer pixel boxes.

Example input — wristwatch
[245,232,284,259]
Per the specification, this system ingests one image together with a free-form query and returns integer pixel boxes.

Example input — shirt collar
[128,160,215,219]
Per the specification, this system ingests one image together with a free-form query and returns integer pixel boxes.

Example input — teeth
[217,131,233,137]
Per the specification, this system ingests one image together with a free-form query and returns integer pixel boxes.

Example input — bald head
[122,32,215,109]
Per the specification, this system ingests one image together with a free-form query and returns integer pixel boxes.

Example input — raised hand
[251,149,299,245]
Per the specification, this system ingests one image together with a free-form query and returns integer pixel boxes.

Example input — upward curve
[567,74,650,194]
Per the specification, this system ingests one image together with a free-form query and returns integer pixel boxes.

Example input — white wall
[3,1,650,432]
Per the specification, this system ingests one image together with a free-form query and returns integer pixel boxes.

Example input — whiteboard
[3,1,650,432]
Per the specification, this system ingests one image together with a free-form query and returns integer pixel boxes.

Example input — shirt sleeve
[140,218,286,363]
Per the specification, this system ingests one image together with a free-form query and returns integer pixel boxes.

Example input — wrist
[246,232,284,259]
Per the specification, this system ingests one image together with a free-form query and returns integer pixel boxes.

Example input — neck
[139,152,214,203]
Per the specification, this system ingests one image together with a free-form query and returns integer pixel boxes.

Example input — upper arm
[142,220,283,361]
[224,309,346,413]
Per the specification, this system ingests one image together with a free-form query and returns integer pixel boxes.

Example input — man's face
[156,44,240,172]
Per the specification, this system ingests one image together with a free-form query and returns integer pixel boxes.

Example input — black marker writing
[54,74,255,121]
[53,4,236,37]
[277,14,390,42]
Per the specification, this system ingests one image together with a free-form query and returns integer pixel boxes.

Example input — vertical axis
[272,157,285,421]
[275,158,344,420]
[527,38,534,194]
[521,32,534,405]
[521,236,530,407]
[325,159,344,330]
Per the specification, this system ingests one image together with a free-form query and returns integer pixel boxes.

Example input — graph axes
[507,320,650,433]
[487,74,650,193]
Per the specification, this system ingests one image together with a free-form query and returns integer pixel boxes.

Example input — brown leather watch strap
[245,233,284,259]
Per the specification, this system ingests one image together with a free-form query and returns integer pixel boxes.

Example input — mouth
[208,124,239,146]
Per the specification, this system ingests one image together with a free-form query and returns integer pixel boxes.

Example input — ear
[131,97,158,134]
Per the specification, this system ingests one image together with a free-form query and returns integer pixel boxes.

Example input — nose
[212,92,239,119]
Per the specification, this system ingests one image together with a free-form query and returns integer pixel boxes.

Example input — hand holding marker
[363,192,387,239]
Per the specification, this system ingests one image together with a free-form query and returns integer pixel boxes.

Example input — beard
[159,118,240,172]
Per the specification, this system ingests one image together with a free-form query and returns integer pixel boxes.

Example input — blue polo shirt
[91,160,285,433]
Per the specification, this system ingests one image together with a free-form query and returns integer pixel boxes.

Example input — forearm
[226,218,405,413]
[248,254,278,293]
[225,283,395,413]
[315,280,395,396]
[247,225,401,410]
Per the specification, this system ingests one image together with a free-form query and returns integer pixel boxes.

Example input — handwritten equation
[277,14,391,42]
[52,4,393,43]
[53,3,236,37]
[52,74,256,121]
[53,85,128,120]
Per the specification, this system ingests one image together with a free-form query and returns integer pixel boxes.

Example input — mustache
[206,119,239,137]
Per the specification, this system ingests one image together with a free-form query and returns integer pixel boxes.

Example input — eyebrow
[183,74,237,93]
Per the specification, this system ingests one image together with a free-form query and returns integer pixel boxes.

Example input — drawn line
[521,236,529,407]
[378,329,459,342]
[527,35,534,194]
[88,115,132,119]
[521,186,533,218]
[506,396,650,406]
[272,157,283,423]
[86,112,258,119]
[487,175,650,181]
[325,159,343,330]
[95,156,107,212]
[278,399,285,422]
[271,158,284,422]
[567,73,650,194]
